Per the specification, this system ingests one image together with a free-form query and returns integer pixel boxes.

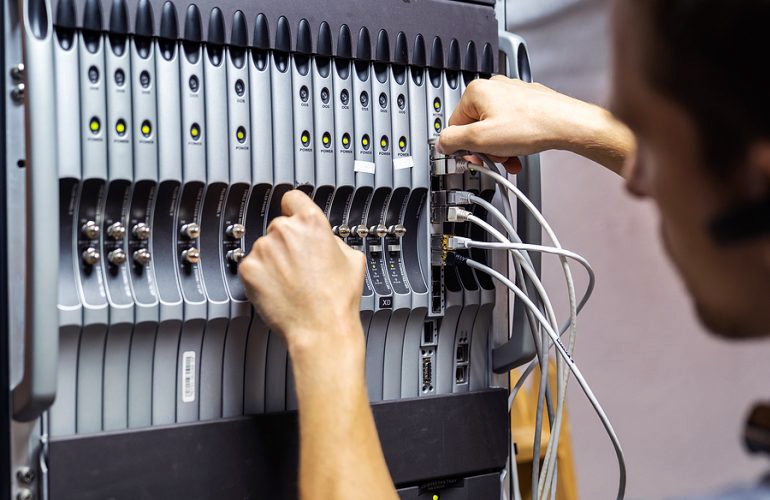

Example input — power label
[182,351,196,403]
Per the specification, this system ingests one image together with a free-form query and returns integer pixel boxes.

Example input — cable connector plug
[445,236,471,250]
[445,252,468,267]
[447,207,471,222]
[431,190,473,206]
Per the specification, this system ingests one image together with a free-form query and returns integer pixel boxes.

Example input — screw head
[133,249,151,266]
[108,249,127,265]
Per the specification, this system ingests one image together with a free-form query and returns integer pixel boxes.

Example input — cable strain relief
[446,252,467,266]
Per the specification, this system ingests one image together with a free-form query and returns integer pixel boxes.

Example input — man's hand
[239,189,366,358]
[239,190,397,500]
[438,76,634,175]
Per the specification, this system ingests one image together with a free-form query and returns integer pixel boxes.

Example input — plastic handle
[492,31,543,374]
[12,0,60,421]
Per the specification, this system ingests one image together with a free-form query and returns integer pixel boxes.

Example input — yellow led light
[89,118,100,133]
[433,98,441,111]
[301,134,309,143]
[434,119,441,131]
[322,135,330,145]
[362,137,369,146]
[141,121,152,137]
[191,125,200,138]
[342,136,350,145]
[399,139,406,149]
[432,495,439,500]
[115,122,125,134]
[237,131,245,140]
[380,138,388,148]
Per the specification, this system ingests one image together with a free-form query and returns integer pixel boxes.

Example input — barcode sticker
[354,160,376,174]
[393,156,415,170]
[182,351,196,403]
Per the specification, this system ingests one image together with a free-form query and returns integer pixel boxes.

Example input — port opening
[423,321,435,345]
[455,365,468,384]
[456,343,468,363]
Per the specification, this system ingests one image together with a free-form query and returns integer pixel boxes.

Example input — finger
[503,157,523,174]
[486,154,509,163]
[280,188,315,217]
[446,91,481,128]
[266,215,290,234]
[437,121,488,155]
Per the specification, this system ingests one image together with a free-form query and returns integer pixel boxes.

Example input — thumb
[437,121,487,155]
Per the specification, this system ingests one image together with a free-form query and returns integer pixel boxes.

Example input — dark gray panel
[47,390,508,499]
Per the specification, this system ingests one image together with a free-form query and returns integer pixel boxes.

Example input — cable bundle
[437,152,626,500]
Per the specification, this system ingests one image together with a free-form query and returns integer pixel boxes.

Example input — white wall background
[506,1,770,498]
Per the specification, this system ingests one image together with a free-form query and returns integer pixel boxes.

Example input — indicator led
[380,135,389,151]
[362,134,371,150]
[399,137,407,152]
[236,126,247,143]
[434,118,442,132]
[342,133,351,149]
[140,120,152,138]
[89,117,101,134]
[301,131,311,147]
[433,97,442,112]
[322,132,331,147]
[190,123,201,140]
[115,119,126,136]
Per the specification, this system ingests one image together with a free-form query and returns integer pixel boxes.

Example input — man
[240,0,770,498]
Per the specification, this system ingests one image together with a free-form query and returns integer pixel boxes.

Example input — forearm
[550,99,636,175]
[289,323,398,500]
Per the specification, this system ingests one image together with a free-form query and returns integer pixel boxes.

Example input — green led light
[236,126,247,143]
[89,117,101,134]
[140,120,152,137]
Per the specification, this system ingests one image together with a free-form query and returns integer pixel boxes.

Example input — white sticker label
[393,156,415,170]
[354,160,376,174]
[182,351,196,403]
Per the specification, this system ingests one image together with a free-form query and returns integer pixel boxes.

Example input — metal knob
[181,223,200,240]
[369,224,388,238]
[107,249,127,265]
[81,220,100,240]
[16,466,34,485]
[133,248,151,266]
[226,223,246,239]
[11,83,25,104]
[333,225,351,238]
[10,63,25,81]
[16,488,32,500]
[351,225,369,239]
[227,248,245,264]
[82,247,101,265]
[181,247,200,264]
[132,223,150,241]
[389,224,407,238]
[107,222,126,240]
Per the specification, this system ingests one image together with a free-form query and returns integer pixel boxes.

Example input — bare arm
[437,76,635,175]
[240,191,398,500]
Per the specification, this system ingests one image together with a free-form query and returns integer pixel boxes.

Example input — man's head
[611,0,770,337]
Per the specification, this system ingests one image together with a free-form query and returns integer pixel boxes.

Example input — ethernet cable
[469,154,579,499]
[451,254,627,500]
[447,205,562,498]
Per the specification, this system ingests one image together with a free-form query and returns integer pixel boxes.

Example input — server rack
[1,0,540,497]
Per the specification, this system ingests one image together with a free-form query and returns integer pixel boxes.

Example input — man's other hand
[239,190,366,357]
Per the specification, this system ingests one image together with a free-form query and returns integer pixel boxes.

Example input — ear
[740,142,770,198]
